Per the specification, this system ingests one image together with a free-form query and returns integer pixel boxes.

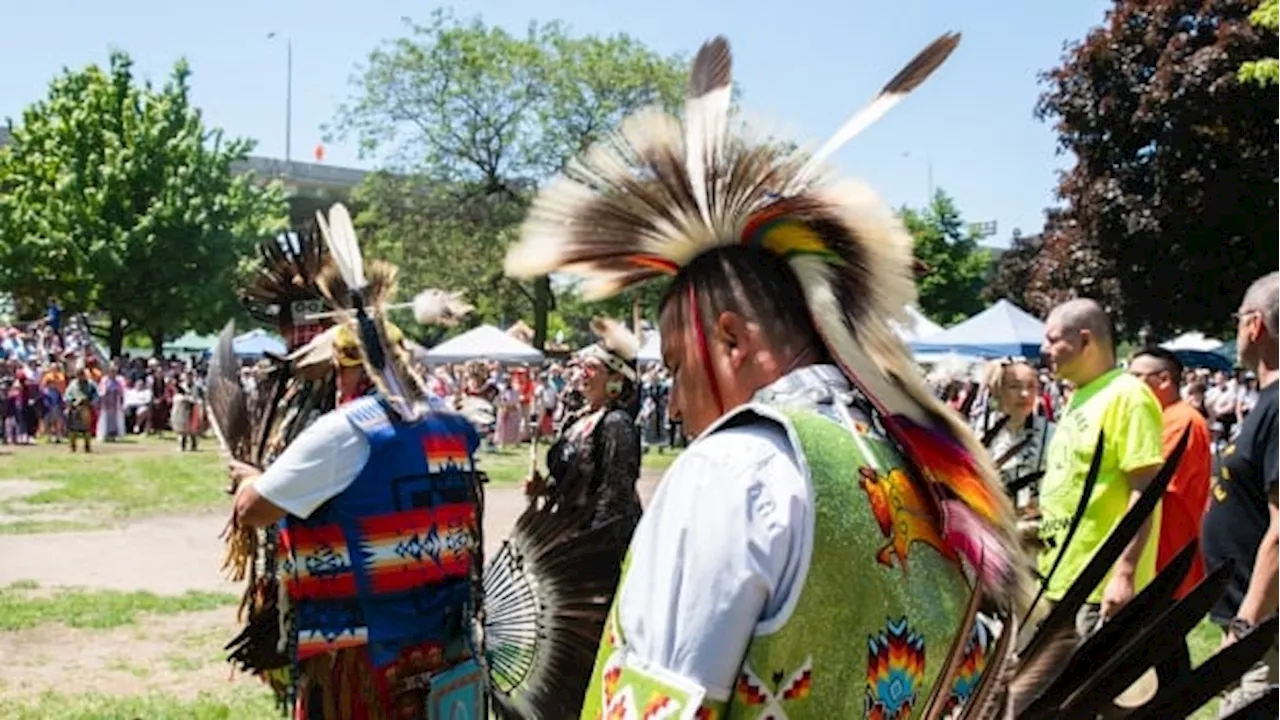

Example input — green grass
[474,444,680,485]
[1188,617,1225,719]
[0,436,682,534]
[0,436,225,528]
[0,582,236,631]
[2,688,278,720]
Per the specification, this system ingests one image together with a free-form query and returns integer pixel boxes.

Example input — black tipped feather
[882,32,961,96]
[688,36,732,98]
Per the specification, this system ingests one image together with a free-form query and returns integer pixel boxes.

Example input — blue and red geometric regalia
[277,395,486,719]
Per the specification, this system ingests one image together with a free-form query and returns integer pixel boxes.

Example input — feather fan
[207,320,252,464]
[485,504,630,720]
[505,31,1026,608]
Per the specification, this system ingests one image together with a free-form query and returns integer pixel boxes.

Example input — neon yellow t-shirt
[1038,368,1165,604]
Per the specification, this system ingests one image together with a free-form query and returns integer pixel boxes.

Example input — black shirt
[1202,380,1279,624]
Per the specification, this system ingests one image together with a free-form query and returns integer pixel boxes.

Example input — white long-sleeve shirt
[614,417,812,701]
[254,408,370,519]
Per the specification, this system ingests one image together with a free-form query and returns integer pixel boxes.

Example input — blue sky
[2,0,1111,246]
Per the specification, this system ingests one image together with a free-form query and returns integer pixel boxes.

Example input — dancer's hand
[227,460,261,494]
[523,471,546,498]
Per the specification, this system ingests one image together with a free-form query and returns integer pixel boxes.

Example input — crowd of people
[915,279,1278,717]
[0,315,209,452]
[402,356,685,453]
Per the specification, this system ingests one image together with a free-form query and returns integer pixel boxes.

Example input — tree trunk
[108,315,126,359]
[532,276,552,351]
[632,295,643,339]
[149,329,166,359]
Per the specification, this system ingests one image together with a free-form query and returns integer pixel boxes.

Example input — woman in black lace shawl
[530,318,642,538]
[485,317,642,719]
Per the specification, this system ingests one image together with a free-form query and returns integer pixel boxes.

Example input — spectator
[1010,298,1166,713]
[1202,271,1279,716]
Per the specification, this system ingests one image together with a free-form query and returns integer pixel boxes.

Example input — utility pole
[268,33,293,164]
[285,39,293,164]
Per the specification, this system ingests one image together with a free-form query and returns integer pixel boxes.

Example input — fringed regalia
[500,30,1278,719]
[483,317,643,719]
[212,207,486,719]
[210,222,338,709]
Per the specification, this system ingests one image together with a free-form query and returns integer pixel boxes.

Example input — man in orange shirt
[1129,347,1213,597]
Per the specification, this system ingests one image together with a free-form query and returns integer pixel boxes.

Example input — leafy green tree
[328,9,687,348]
[0,51,287,355]
[902,191,991,325]
[1240,0,1279,86]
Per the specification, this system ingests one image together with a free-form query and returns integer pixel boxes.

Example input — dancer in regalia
[64,365,98,453]
[503,31,1277,719]
[212,220,339,707]
[484,317,643,719]
[213,206,485,719]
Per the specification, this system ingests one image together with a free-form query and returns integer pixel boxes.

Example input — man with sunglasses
[1202,271,1279,716]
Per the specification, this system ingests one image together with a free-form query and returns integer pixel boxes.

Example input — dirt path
[0,470,664,702]
[0,608,254,700]
[0,474,662,594]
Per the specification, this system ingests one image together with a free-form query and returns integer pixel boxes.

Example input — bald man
[1009,299,1166,712]
[1202,272,1279,716]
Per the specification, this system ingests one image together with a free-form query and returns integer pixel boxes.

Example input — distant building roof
[232,156,368,193]
[0,127,366,194]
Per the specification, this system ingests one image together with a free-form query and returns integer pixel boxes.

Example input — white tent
[424,325,544,364]
[1161,331,1224,353]
[893,306,944,342]
[634,306,938,364]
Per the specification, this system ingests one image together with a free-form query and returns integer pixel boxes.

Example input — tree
[328,9,687,347]
[0,51,287,356]
[902,191,991,325]
[1239,0,1279,86]
[1036,0,1277,338]
[984,230,1043,309]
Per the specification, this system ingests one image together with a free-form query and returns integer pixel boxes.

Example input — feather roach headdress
[579,317,639,382]
[238,221,331,349]
[505,33,1026,606]
[314,203,473,421]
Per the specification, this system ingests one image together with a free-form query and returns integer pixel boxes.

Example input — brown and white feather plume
[588,317,639,363]
[506,32,1028,611]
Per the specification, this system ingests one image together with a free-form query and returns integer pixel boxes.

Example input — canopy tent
[423,324,544,364]
[1172,349,1233,372]
[910,300,1046,359]
[1161,331,1224,353]
[163,331,217,355]
[892,305,944,342]
[233,329,286,358]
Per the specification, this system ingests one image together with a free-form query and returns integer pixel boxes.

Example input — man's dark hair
[1132,346,1184,386]
[658,246,827,358]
